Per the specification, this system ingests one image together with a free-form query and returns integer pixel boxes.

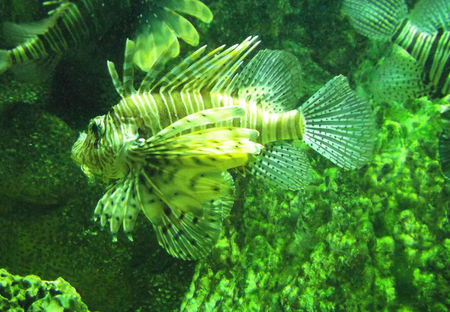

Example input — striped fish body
[342,0,450,100]
[72,37,375,260]
[0,1,92,74]
[114,91,304,145]
[392,20,450,96]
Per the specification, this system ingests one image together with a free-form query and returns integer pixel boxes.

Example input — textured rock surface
[0,268,89,312]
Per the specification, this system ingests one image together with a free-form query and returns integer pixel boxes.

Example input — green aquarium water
[0,0,448,311]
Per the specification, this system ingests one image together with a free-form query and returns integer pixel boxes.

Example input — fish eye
[89,120,103,138]
[91,122,98,135]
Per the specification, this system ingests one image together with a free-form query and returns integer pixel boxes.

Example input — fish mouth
[71,131,87,166]
[71,131,98,179]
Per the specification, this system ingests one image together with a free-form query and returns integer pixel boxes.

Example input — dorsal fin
[232,49,303,112]
[107,39,136,98]
[2,19,55,46]
[133,20,180,73]
[164,0,213,24]
[151,44,215,93]
[142,36,260,94]
[137,38,181,92]
[3,2,83,47]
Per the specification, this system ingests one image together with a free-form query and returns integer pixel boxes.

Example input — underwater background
[0,0,448,311]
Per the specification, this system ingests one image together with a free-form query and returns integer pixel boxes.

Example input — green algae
[1,0,448,311]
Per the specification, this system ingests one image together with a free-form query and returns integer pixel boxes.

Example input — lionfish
[0,0,212,75]
[72,36,376,260]
[342,0,450,102]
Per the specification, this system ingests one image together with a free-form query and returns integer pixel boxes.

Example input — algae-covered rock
[0,268,89,312]
[180,96,449,311]
[0,105,84,205]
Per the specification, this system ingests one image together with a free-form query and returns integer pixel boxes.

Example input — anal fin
[248,141,312,190]
[368,45,428,103]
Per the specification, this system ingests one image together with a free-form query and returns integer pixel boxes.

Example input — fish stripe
[5,2,91,69]
[145,93,163,133]
[165,93,176,125]
[392,20,450,96]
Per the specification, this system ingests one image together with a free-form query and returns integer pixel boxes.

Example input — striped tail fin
[0,50,11,75]
[342,0,408,40]
[300,75,376,170]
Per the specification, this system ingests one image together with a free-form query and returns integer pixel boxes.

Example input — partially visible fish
[71,36,376,260]
[342,0,450,102]
[0,1,92,75]
[133,0,214,72]
[0,0,213,78]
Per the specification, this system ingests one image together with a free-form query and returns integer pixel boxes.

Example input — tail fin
[300,75,376,170]
[342,0,408,40]
[0,50,11,75]
[368,45,427,103]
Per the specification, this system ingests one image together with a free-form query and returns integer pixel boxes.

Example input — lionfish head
[71,115,119,180]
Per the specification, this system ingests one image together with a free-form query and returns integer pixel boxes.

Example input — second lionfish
[0,0,212,75]
[72,36,376,260]
[343,0,450,102]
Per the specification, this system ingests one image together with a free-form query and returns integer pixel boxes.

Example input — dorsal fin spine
[122,39,136,96]
[168,46,226,92]
[107,60,124,98]
[212,38,260,92]
[154,45,212,93]
[138,36,260,97]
